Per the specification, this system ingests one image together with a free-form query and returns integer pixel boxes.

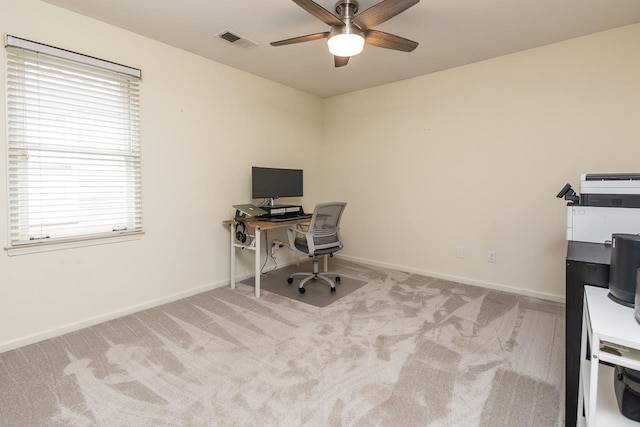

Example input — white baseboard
[0,256,563,354]
[0,279,230,354]
[0,257,306,353]
[337,254,566,304]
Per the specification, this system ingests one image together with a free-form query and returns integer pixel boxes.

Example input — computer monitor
[252,167,303,206]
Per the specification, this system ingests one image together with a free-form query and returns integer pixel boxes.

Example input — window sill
[4,232,144,256]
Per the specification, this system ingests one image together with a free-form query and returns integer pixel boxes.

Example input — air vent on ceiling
[216,29,257,48]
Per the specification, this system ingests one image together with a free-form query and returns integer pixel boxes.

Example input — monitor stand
[267,198,297,208]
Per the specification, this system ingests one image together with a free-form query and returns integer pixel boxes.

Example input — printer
[560,173,640,244]
[579,173,640,208]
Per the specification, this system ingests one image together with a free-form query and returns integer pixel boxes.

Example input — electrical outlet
[456,245,465,259]
[488,250,496,263]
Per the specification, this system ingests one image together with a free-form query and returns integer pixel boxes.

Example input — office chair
[286,202,347,293]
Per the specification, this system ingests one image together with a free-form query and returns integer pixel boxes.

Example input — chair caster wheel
[331,287,336,293]
[299,287,305,294]
[287,278,293,284]
[335,276,341,283]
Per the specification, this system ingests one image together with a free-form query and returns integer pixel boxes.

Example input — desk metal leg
[230,225,236,289]
[227,218,311,298]
[254,227,261,298]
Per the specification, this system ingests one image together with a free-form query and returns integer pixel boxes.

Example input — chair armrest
[288,226,307,235]
[287,226,308,252]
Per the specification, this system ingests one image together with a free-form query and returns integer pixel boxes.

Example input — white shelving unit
[578,286,640,426]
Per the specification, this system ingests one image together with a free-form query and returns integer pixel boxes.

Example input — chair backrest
[308,202,347,253]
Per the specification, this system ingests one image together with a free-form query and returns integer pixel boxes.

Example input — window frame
[4,35,143,255]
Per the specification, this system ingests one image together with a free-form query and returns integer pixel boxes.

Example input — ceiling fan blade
[292,0,344,26]
[365,29,418,52]
[271,32,330,46]
[334,56,350,67]
[353,0,420,30]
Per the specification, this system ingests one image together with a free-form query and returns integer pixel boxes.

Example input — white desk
[578,286,640,426]
[224,217,313,298]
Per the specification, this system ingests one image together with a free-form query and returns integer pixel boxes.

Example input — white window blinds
[5,35,142,248]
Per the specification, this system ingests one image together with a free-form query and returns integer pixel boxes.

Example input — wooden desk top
[223,217,310,229]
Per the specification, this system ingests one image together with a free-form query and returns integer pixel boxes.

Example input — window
[5,36,142,251]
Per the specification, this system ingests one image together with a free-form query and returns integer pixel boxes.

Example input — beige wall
[324,23,640,300]
[0,0,324,350]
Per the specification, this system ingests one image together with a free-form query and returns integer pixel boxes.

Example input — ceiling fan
[271,0,420,67]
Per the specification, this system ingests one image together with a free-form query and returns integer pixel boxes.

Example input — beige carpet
[243,261,368,307]
[0,259,565,426]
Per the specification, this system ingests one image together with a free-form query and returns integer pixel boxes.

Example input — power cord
[261,230,278,274]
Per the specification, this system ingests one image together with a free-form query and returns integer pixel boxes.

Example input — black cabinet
[565,241,610,427]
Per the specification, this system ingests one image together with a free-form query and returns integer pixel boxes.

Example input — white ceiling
[42,0,640,98]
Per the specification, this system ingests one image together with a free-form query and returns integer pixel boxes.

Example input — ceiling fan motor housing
[331,0,364,40]
[329,22,364,40]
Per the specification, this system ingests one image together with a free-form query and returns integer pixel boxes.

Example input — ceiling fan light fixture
[327,25,365,57]
[328,33,364,57]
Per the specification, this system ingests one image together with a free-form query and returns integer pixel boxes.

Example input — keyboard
[261,213,312,222]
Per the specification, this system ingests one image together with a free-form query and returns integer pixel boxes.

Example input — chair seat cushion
[294,236,341,256]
